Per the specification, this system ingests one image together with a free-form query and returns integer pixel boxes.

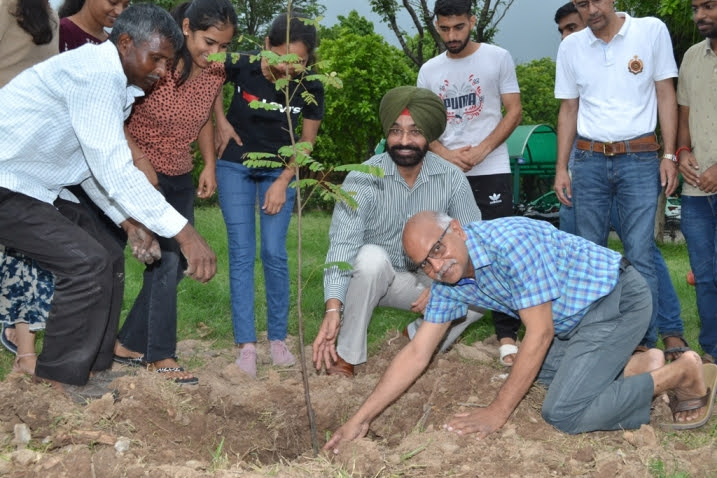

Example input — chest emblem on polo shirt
[628,55,644,75]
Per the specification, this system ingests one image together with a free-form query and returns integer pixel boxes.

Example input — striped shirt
[324,152,482,303]
[424,217,622,336]
[0,41,187,238]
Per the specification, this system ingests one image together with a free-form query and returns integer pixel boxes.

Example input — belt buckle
[602,142,615,157]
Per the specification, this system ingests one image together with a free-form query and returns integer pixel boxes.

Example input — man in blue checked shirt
[324,212,716,451]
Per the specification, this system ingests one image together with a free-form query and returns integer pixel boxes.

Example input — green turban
[379,86,447,144]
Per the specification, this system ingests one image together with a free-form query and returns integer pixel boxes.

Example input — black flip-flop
[155,366,198,385]
[663,336,691,361]
[112,354,146,367]
[1,324,18,355]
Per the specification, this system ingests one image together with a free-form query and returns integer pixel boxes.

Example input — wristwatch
[662,153,677,163]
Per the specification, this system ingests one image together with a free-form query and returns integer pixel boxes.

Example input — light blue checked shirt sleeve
[323,152,481,303]
[0,41,186,238]
[424,218,621,335]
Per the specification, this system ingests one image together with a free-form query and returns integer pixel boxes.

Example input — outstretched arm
[323,321,450,453]
[445,302,554,439]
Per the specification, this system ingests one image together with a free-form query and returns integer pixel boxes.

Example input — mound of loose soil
[0,332,715,477]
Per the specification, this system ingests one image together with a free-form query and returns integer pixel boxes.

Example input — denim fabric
[118,173,194,362]
[681,195,717,358]
[560,200,684,343]
[216,160,296,344]
[538,266,654,433]
[571,147,661,347]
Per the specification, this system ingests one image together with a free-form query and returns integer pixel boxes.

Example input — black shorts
[467,173,513,220]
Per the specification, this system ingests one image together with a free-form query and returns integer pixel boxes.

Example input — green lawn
[0,208,702,377]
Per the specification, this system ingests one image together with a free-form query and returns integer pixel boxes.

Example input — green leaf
[249,100,280,111]
[334,164,385,178]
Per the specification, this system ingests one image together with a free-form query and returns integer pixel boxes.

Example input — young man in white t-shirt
[417,0,522,364]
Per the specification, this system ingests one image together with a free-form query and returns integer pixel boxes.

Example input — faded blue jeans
[571,145,661,347]
[681,194,717,358]
[538,265,654,433]
[216,160,296,344]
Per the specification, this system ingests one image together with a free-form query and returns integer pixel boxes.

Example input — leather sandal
[327,356,354,378]
[662,335,691,362]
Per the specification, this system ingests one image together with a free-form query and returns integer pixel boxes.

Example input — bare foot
[114,341,143,359]
[625,348,664,377]
[4,327,17,346]
[150,358,197,382]
[13,353,36,375]
[670,352,708,423]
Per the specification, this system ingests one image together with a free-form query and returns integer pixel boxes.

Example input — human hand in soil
[312,312,340,372]
[323,418,369,454]
[410,288,430,314]
[444,405,509,439]
[175,224,216,283]
[122,219,161,264]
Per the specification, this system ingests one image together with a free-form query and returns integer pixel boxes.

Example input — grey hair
[434,211,453,230]
[109,4,183,52]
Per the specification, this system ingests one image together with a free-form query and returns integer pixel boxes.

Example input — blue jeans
[560,203,684,343]
[216,160,296,344]
[118,173,194,362]
[681,195,717,358]
[571,147,661,347]
[538,265,654,433]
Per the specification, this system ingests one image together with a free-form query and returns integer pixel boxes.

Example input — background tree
[616,0,698,64]
[369,0,515,68]
[232,0,324,48]
[315,11,417,168]
[515,57,559,127]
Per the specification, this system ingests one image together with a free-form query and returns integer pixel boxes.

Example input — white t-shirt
[418,43,520,176]
[554,13,677,142]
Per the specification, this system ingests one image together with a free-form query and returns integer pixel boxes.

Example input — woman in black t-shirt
[214,11,324,378]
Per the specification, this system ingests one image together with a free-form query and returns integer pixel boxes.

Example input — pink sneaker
[236,344,257,378]
[270,340,296,367]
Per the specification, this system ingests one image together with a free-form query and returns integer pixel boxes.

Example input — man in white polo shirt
[553,0,680,350]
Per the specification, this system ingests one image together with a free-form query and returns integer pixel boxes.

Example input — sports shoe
[270,340,296,367]
[236,344,257,378]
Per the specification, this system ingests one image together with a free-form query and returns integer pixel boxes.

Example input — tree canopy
[369,0,515,68]
[315,11,417,166]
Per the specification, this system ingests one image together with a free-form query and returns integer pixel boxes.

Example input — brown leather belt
[575,134,660,156]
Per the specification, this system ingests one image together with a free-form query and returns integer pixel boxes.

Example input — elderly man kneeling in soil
[325,212,717,449]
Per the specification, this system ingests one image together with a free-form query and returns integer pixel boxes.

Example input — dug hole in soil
[0,332,715,477]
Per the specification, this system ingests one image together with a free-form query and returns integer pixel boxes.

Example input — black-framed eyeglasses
[418,224,450,273]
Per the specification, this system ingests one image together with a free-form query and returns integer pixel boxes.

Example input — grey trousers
[336,245,483,364]
[538,265,654,433]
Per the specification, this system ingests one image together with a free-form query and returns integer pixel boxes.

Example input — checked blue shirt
[424,217,622,336]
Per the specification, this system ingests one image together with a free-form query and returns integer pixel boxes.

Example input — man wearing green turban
[312,86,483,378]
[378,86,448,145]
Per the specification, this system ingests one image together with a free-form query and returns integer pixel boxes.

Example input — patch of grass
[649,457,692,478]
[0,210,704,380]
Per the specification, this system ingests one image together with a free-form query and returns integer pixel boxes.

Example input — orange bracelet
[675,146,691,163]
